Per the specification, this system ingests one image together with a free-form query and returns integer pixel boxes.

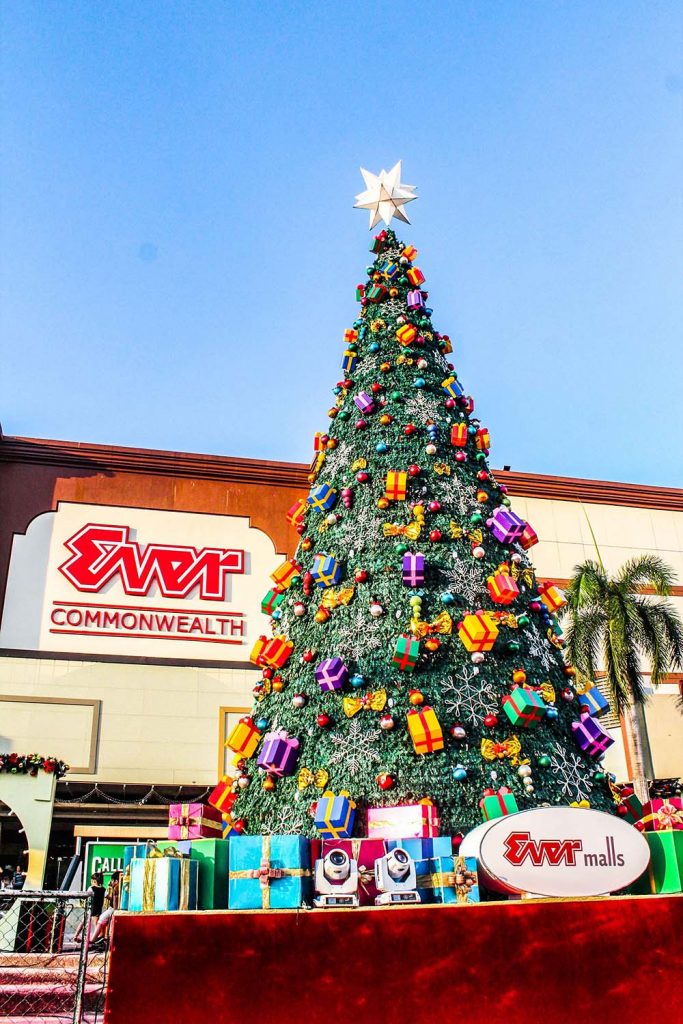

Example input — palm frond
[565,560,608,611]
[617,554,678,597]
[563,606,605,683]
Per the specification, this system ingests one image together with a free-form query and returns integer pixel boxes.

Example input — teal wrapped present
[387,837,452,903]
[502,686,547,729]
[129,856,198,912]
[311,553,342,588]
[428,856,480,905]
[120,844,146,910]
[190,838,230,910]
[261,589,285,616]
[228,835,311,910]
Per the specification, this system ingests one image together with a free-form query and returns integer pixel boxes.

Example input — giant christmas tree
[226,163,617,837]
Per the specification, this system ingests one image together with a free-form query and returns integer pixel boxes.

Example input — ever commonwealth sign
[0,503,283,661]
[478,807,650,897]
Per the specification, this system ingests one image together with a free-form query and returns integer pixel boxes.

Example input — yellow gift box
[396,324,417,346]
[270,558,301,590]
[457,611,499,652]
[385,470,408,501]
[407,707,444,754]
[225,716,262,758]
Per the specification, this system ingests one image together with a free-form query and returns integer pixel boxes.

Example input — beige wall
[1,492,681,787]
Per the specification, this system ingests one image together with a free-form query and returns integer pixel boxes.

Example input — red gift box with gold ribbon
[168,802,222,841]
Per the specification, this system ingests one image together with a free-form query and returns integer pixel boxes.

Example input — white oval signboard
[479,807,650,897]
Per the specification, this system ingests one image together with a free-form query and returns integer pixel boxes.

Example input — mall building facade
[0,434,681,879]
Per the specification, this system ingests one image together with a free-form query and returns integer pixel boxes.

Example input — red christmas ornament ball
[429,529,442,542]
[317,712,331,727]
[376,772,395,791]
[355,568,368,583]
[404,423,416,436]
[484,713,498,728]
[408,464,421,477]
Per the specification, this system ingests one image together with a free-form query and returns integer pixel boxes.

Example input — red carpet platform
[104,894,683,1024]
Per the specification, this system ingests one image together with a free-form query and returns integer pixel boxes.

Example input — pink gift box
[638,797,683,832]
[367,803,440,840]
[168,802,222,841]
[311,838,387,906]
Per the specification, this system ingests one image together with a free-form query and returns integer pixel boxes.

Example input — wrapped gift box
[406,288,425,310]
[368,803,440,840]
[317,838,387,907]
[208,775,237,814]
[257,728,300,777]
[311,553,342,588]
[120,843,147,910]
[261,588,285,616]
[314,790,356,839]
[385,470,408,501]
[502,686,547,729]
[393,634,420,672]
[638,797,683,832]
[571,712,614,757]
[190,838,230,910]
[341,349,358,374]
[519,523,539,550]
[428,855,480,905]
[225,716,261,759]
[261,635,294,669]
[308,483,338,512]
[402,552,425,587]
[488,508,526,545]
[450,422,468,447]
[129,856,198,912]
[396,324,417,346]
[168,802,223,841]
[480,787,519,822]
[387,837,452,903]
[487,572,520,606]
[406,266,425,286]
[457,611,499,653]
[631,830,683,894]
[354,391,375,414]
[578,687,610,719]
[228,835,311,910]
[441,375,464,399]
[285,498,307,527]
[315,656,348,693]
[270,558,301,589]
[407,707,444,754]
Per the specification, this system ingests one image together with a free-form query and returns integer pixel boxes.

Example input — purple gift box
[402,552,425,587]
[571,712,614,758]
[406,289,425,310]
[487,507,526,544]
[315,657,348,693]
[257,729,300,777]
[354,391,375,415]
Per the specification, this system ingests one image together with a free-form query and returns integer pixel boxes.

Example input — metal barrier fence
[0,890,107,1022]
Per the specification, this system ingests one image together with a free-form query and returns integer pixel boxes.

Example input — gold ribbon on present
[320,586,355,609]
[178,860,193,911]
[168,804,221,840]
[142,860,156,912]
[480,735,522,764]
[297,766,329,791]
[383,521,422,540]
[434,463,451,475]
[228,835,311,910]
[409,611,453,638]
[343,689,387,718]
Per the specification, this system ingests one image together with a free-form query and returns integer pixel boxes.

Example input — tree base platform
[104,894,683,1024]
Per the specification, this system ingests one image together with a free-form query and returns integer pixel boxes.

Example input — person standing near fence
[73,871,105,943]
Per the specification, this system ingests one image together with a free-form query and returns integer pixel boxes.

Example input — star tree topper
[354,161,417,229]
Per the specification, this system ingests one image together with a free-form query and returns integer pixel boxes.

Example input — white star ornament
[354,161,418,229]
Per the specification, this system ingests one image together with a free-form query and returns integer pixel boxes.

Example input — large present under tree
[220,167,618,838]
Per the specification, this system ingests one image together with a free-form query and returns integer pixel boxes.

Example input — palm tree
[564,554,683,804]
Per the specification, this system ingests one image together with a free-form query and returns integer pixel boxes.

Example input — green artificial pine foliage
[229,227,618,837]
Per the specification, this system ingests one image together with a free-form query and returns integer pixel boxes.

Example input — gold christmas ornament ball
[512,668,527,685]
[425,637,441,652]
[377,496,390,510]
[262,777,276,791]
[408,689,425,706]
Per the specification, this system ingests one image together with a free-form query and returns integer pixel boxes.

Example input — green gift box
[631,830,683,894]
[190,838,230,909]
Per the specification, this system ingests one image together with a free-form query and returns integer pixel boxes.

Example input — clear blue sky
[1,2,681,486]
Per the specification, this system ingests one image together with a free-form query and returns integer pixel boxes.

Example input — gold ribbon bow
[434,463,451,475]
[547,628,564,648]
[351,458,367,471]
[493,611,519,629]
[510,563,535,587]
[538,680,556,704]
[570,800,591,809]
[409,611,453,638]
[343,689,388,717]
[480,735,523,764]
[449,521,463,539]
[396,354,414,366]
[320,586,355,609]
[297,767,329,791]
[383,521,422,540]
[370,318,386,332]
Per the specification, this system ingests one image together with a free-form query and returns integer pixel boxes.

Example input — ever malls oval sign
[478,807,650,897]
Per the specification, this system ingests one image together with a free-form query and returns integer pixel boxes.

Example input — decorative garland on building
[0,753,69,779]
